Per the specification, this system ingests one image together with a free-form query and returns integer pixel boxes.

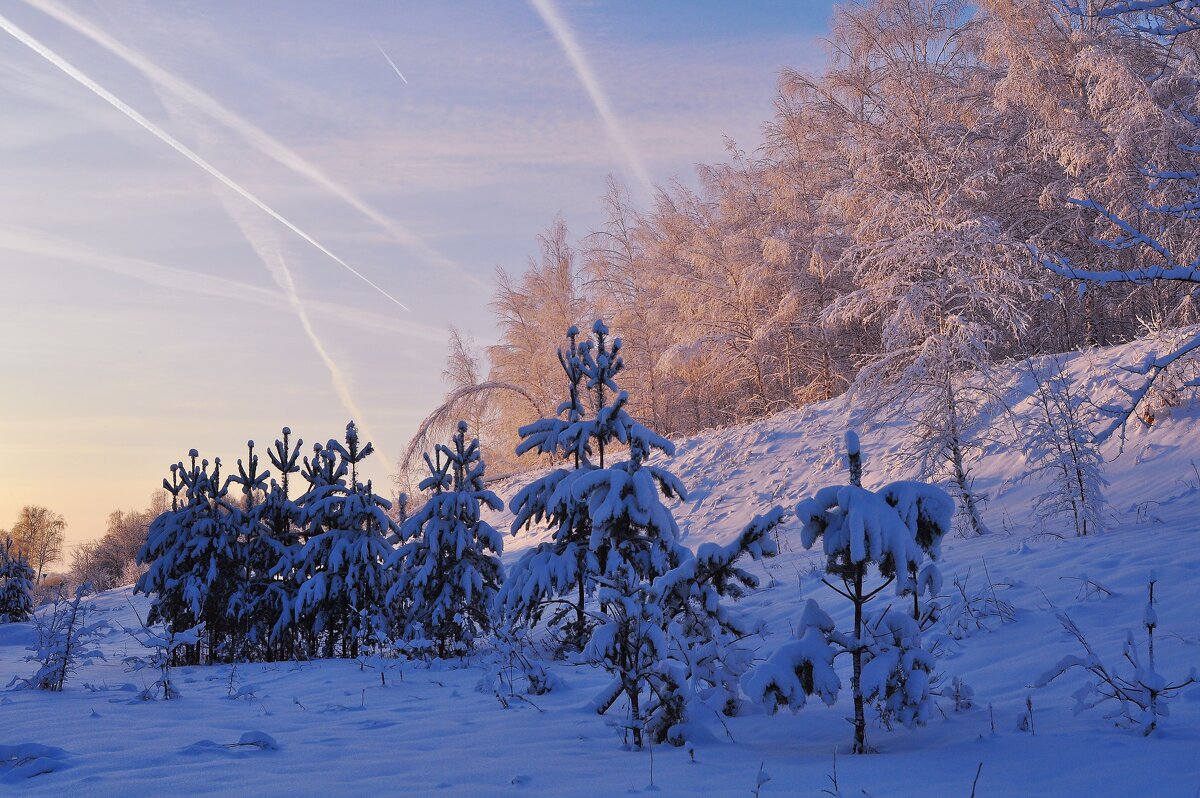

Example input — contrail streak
[371,38,409,84]
[0,10,411,312]
[528,0,655,201]
[214,184,391,470]
[21,0,485,291]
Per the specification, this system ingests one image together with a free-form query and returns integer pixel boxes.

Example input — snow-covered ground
[3,342,1200,796]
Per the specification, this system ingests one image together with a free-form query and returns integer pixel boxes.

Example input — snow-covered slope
[3,341,1199,796]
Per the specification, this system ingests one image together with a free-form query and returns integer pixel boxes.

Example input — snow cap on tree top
[592,319,608,336]
[457,420,468,433]
[844,430,860,456]
[282,427,291,436]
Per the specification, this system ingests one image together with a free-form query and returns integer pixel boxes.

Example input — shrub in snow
[936,570,1016,640]
[123,612,204,701]
[1034,575,1196,735]
[1019,356,1108,537]
[478,626,560,706]
[743,431,951,753]
[12,585,106,692]
[0,537,35,623]
[387,421,504,657]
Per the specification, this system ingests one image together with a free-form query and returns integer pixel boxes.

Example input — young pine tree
[743,432,952,754]
[387,421,504,657]
[225,440,280,660]
[497,325,594,649]
[293,423,398,659]
[507,320,781,747]
[136,451,241,664]
[501,321,687,650]
[263,427,305,658]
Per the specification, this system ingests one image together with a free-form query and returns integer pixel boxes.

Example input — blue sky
[0,0,834,553]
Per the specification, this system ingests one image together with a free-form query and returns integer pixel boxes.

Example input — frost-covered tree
[0,537,36,623]
[10,504,66,583]
[387,421,504,657]
[1019,0,1200,438]
[1020,357,1109,537]
[293,422,397,659]
[744,432,952,754]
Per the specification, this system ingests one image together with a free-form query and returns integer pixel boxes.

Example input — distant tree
[69,504,156,593]
[0,537,36,623]
[11,505,66,582]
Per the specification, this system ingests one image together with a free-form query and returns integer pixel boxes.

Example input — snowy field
[3,343,1200,796]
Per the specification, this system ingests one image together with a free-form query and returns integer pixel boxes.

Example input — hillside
[3,340,1199,796]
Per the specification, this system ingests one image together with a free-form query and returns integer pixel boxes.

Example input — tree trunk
[851,564,867,755]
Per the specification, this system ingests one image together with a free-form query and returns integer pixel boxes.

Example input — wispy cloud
[527,0,655,201]
[0,224,444,342]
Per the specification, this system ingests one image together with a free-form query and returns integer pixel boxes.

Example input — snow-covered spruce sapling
[743,431,951,754]
[0,537,36,623]
[294,422,399,659]
[261,427,305,660]
[387,421,503,658]
[499,324,607,651]
[1034,574,1196,735]
[1019,356,1108,537]
[588,510,782,748]
[14,585,107,692]
[225,439,276,662]
[136,451,241,664]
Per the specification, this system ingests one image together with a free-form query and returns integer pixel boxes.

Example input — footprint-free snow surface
[3,342,1199,796]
